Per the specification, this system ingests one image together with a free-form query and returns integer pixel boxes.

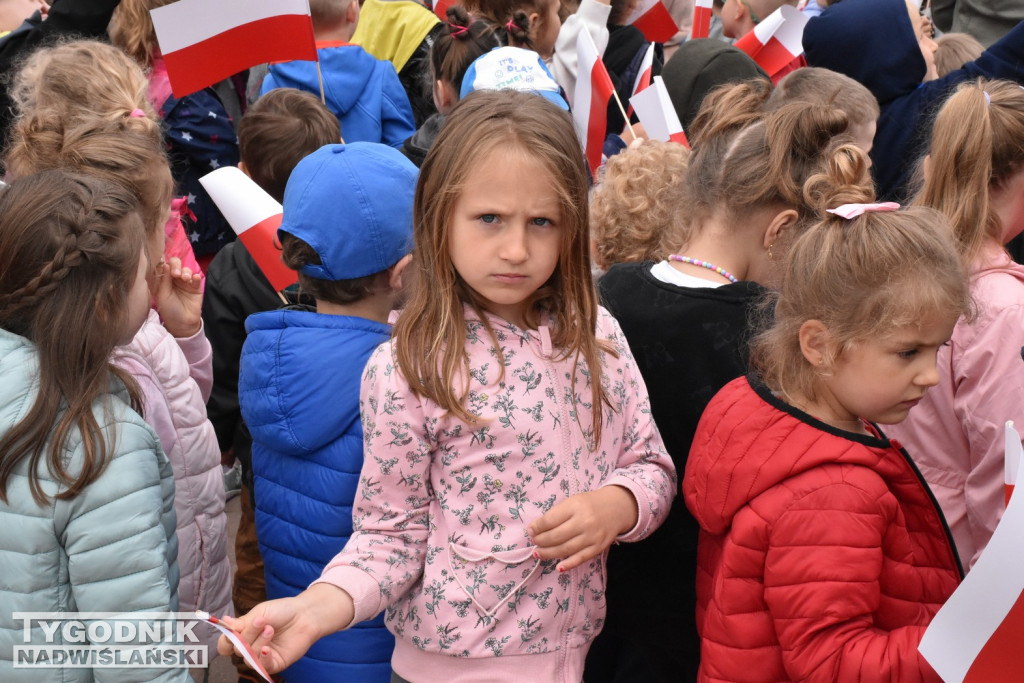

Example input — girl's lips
[493,273,527,283]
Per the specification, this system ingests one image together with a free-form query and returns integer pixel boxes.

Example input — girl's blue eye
[480,214,498,224]
[531,217,552,227]
[897,349,918,359]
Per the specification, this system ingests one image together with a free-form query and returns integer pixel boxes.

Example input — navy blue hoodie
[803,0,1024,201]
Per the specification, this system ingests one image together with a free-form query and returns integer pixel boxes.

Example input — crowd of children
[1,0,1024,682]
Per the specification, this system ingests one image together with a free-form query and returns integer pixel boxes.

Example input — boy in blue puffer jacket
[237,142,417,682]
[260,0,415,149]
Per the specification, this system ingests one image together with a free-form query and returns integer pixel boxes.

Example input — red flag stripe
[630,1,678,43]
[963,586,1024,682]
[162,15,316,98]
[691,0,713,39]
[237,213,298,292]
[734,34,797,78]
[433,0,455,20]
[586,60,614,175]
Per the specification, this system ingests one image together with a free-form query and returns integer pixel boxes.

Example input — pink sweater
[887,241,1024,569]
[315,307,676,682]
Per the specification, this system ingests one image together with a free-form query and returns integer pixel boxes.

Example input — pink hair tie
[506,18,517,33]
[826,202,900,219]
[449,22,469,38]
[129,108,146,118]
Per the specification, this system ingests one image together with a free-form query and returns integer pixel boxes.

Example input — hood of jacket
[803,0,926,105]
[240,308,391,455]
[685,376,905,535]
[265,45,377,115]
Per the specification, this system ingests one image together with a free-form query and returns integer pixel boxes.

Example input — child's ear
[527,11,541,32]
[433,79,457,114]
[238,160,250,178]
[388,254,414,290]
[798,319,834,368]
[763,208,798,249]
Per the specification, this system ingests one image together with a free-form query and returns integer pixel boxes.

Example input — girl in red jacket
[683,187,973,681]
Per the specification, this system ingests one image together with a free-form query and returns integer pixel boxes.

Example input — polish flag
[626,0,679,43]
[626,42,656,117]
[629,76,689,147]
[151,0,317,99]
[691,0,713,39]
[919,421,1024,681]
[573,30,616,177]
[1006,421,1021,506]
[199,167,297,292]
[733,5,808,78]
[433,0,455,20]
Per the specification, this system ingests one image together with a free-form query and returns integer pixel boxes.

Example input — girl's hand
[528,485,639,572]
[151,256,202,338]
[217,584,355,674]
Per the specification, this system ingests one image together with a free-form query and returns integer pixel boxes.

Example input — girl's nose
[500,225,529,263]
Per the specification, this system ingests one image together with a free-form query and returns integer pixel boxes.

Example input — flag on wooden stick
[573,30,617,177]
[629,76,689,147]
[151,0,317,98]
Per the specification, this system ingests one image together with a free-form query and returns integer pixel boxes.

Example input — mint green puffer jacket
[0,328,187,682]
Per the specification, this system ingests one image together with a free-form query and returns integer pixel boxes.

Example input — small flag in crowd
[199,167,297,292]
[626,42,656,118]
[733,5,808,78]
[1006,421,1021,506]
[918,421,1024,681]
[573,30,616,177]
[432,0,455,20]
[150,0,317,98]
[691,0,713,39]
[195,612,273,683]
[629,76,689,147]
[626,0,679,43]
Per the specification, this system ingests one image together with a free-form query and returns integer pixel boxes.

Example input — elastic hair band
[826,202,900,219]
[506,18,518,33]
[449,22,469,38]
[129,108,146,118]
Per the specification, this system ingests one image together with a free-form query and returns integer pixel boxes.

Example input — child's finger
[528,499,576,537]
[555,544,602,573]
[533,536,582,561]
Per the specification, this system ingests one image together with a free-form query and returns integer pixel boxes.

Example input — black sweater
[587,261,766,683]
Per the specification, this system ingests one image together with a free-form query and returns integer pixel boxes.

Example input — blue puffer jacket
[0,328,185,682]
[261,44,415,150]
[238,308,394,682]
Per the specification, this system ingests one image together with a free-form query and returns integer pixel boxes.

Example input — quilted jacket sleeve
[315,342,432,625]
[761,474,941,682]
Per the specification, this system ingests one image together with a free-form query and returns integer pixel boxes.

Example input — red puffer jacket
[683,377,962,682]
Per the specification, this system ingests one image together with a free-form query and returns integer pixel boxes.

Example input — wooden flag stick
[315,60,327,106]
[612,90,637,140]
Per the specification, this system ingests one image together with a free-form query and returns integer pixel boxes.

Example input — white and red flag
[1006,421,1021,506]
[691,0,714,39]
[733,5,808,78]
[432,0,456,20]
[199,167,297,292]
[150,0,317,99]
[573,30,616,177]
[626,42,656,117]
[918,420,1024,681]
[629,75,689,147]
[626,0,679,43]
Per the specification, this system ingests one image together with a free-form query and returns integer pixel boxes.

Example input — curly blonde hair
[590,141,690,269]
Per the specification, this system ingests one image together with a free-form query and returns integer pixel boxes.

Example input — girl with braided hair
[0,170,188,682]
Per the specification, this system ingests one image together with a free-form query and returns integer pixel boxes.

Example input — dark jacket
[803,0,1024,201]
[239,308,394,682]
[587,262,765,683]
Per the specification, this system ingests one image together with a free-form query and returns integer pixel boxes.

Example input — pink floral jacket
[316,307,676,682]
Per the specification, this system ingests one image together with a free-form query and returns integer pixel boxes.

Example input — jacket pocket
[447,541,541,618]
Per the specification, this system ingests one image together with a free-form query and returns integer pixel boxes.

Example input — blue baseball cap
[460,46,569,110]
[279,142,417,281]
